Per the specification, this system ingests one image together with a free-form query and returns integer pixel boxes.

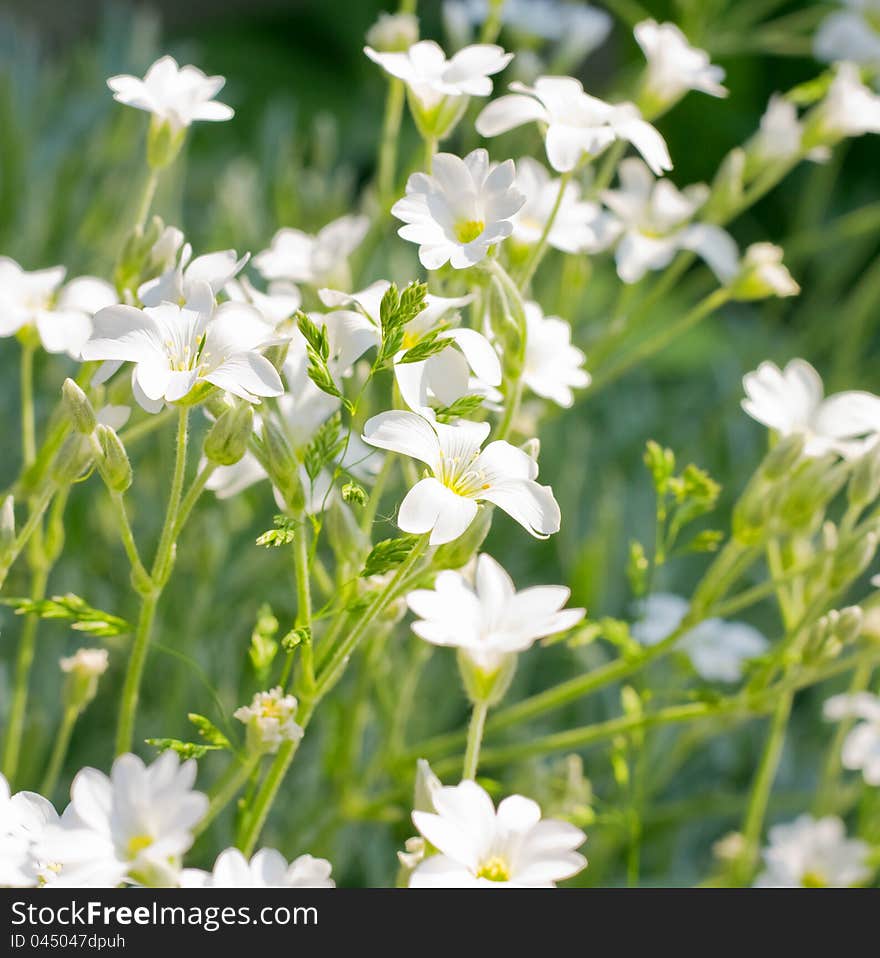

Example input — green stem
[173,462,217,539]
[293,521,315,694]
[109,492,150,586]
[40,705,79,798]
[135,169,160,231]
[423,135,437,173]
[462,700,489,780]
[479,0,507,42]
[484,258,528,441]
[515,170,572,291]
[0,484,55,590]
[195,751,263,838]
[20,344,36,468]
[237,736,304,857]
[378,80,406,208]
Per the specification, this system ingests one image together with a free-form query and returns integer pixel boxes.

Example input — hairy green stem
[195,751,263,838]
[40,705,79,798]
[462,700,489,780]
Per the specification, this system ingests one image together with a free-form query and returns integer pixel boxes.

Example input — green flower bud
[848,444,880,509]
[366,11,419,52]
[52,436,94,485]
[1,496,14,551]
[457,648,517,707]
[204,402,254,466]
[831,532,878,588]
[96,424,133,493]
[778,457,846,532]
[761,434,805,481]
[342,480,368,506]
[262,420,304,512]
[60,648,109,712]
[61,379,97,435]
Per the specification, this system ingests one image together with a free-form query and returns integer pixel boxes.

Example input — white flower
[406,553,584,672]
[815,2,880,68]
[107,55,233,130]
[741,358,880,459]
[754,814,872,887]
[824,692,880,785]
[365,11,420,53]
[634,20,727,112]
[180,848,334,888]
[225,276,302,328]
[253,214,370,288]
[234,687,304,754]
[476,75,672,175]
[0,258,116,359]
[138,239,249,312]
[392,149,525,269]
[60,647,109,679]
[36,751,208,887]
[729,243,800,300]
[812,62,880,142]
[0,774,60,887]
[754,95,804,162]
[364,40,512,110]
[410,779,586,887]
[633,594,768,683]
[362,410,561,545]
[522,301,589,408]
[512,157,615,254]
[82,301,283,413]
[601,158,738,284]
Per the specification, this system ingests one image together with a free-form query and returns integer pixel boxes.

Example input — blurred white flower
[365,11,420,53]
[512,157,615,254]
[138,239,249,312]
[253,214,370,288]
[741,358,880,458]
[362,410,560,544]
[812,62,880,142]
[59,648,109,679]
[522,301,589,408]
[407,553,584,672]
[601,158,738,284]
[476,76,672,175]
[107,55,233,130]
[824,692,880,785]
[180,847,334,888]
[633,593,768,683]
[634,20,727,113]
[234,687,304,754]
[392,149,525,269]
[410,779,586,887]
[814,2,880,68]
[754,814,872,887]
[36,751,208,887]
[83,301,283,413]
[225,276,302,328]
[754,95,804,162]
[0,774,60,887]
[728,243,800,300]
[365,40,512,109]
[0,258,116,359]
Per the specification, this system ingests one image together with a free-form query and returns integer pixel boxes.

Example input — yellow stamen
[126,834,154,858]
[801,871,827,888]
[476,856,510,882]
[454,219,485,244]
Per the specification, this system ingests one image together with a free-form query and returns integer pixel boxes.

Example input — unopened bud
[831,532,878,588]
[849,443,880,509]
[732,479,771,545]
[60,648,109,711]
[761,434,805,481]
[262,420,304,511]
[1,496,14,550]
[96,424,132,492]
[204,403,254,466]
[62,379,97,435]
[341,480,367,506]
[366,11,419,52]
[52,435,94,484]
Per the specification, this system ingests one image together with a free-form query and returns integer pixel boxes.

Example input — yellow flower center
[454,219,485,244]
[801,871,827,888]
[126,834,154,859]
[436,451,491,497]
[476,856,511,882]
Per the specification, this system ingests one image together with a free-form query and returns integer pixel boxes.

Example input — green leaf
[398,333,454,364]
[145,738,221,760]
[187,712,232,750]
[256,514,298,548]
[361,534,421,577]
[2,593,131,637]
[434,394,486,422]
[304,412,345,482]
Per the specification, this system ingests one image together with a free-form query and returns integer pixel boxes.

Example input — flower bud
[848,443,880,509]
[204,402,254,466]
[366,11,419,52]
[732,478,771,545]
[262,420,304,512]
[62,379,97,435]
[96,424,132,493]
[727,243,800,301]
[234,687,304,754]
[457,648,517,706]
[60,648,109,712]
[1,496,15,551]
[413,758,442,813]
[52,435,94,485]
[778,457,845,532]
[342,480,368,506]
[761,434,805,481]
[831,532,878,588]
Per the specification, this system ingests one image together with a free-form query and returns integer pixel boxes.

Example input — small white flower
[754,814,873,887]
[476,75,672,175]
[180,847,334,888]
[815,2,880,68]
[0,258,116,359]
[0,774,60,887]
[729,243,800,300]
[83,300,283,413]
[225,276,302,328]
[36,751,208,887]
[362,410,561,545]
[410,779,587,887]
[812,61,880,142]
[634,20,727,112]
[633,594,768,683]
[392,149,525,269]
[522,301,589,408]
[107,55,233,130]
[741,358,880,458]
[365,11,420,53]
[59,648,109,679]
[512,157,615,254]
[407,553,584,672]
[234,687,304,754]
[824,692,880,785]
[601,158,738,284]
[365,40,512,110]
[753,95,804,162]
[253,214,370,288]
[138,239,249,312]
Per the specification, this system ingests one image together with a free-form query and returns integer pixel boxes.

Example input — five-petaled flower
[180,847,334,888]
[362,410,560,545]
[409,779,587,887]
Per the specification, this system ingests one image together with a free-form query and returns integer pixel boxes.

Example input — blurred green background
[1,0,878,885]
